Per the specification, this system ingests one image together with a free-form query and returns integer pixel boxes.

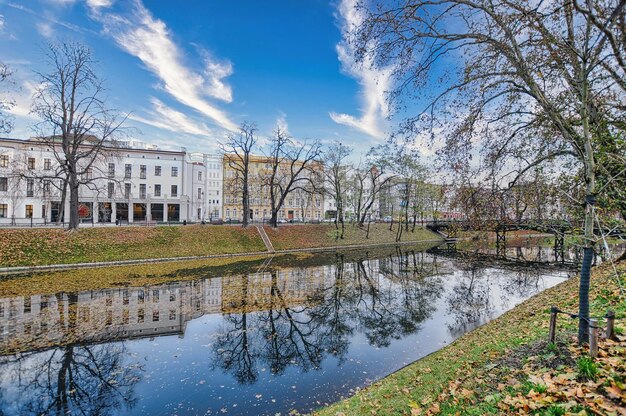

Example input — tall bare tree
[0,62,15,134]
[32,42,126,230]
[221,122,257,228]
[322,141,352,239]
[264,127,322,227]
[349,0,626,343]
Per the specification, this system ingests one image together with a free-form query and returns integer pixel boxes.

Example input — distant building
[0,137,222,224]
[222,154,324,222]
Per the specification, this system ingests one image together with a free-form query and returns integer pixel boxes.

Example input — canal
[0,244,603,415]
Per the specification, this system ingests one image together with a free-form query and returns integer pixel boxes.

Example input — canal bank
[313,259,626,416]
[0,244,575,415]
[0,223,441,271]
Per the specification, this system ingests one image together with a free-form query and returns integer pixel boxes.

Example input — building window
[198,171,202,181]
[26,179,34,197]
[155,165,161,176]
[0,155,8,167]
[108,182,114,198]
[27,158,35,170]
[25,204,33,218]
[154,184,161,197]
[197,188,202,199]
[44,158,51,170]
[171,167,178,177]
[226,209,230,218]
[43,180,51,196]
[0,204,6,218]
[139,184,146,199]
[108,163,115,177]
[0,177,6,192]
[171,185,178,197]
[124,183,131,198]
[125,164,132,178]
[140,165,146,179]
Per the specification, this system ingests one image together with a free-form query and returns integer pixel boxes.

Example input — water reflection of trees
[445,251,552,337]
[212,250,445,384]
[0,292,141,415]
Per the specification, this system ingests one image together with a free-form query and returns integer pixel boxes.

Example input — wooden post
[589,318,598,358]
[549,306,558,344]
[606,310,616,341]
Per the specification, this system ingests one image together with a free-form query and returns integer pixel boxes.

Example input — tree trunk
[578,85,596,345]
[242,178,249,228]
[56,178,68,225]
[68,176,80,231]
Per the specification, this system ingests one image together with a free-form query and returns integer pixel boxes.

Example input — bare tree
[0,62,15,134]
[322,141,352,239]
[263,127,322,227]
[221,122,257,228]
[32,42,126,230]
[355,145,396,226]
[350,0,626,343]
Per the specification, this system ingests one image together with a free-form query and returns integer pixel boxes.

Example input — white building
[0,137,223,225]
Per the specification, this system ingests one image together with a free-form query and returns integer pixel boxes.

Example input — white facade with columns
[0,137,223,225]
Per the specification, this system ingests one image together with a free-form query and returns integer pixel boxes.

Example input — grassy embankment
[265,223,439,250]
[0,223,441,267]
[0,225,266,267]
[315,260,626,416]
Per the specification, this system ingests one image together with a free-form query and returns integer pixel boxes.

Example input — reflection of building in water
[0,277,222,353]
[221,265,328,313]
[1,264,329,354]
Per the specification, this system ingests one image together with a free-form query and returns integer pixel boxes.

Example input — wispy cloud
[86,0,114,8]
[329,0,393,139]
[276,111,289,134]
[130,97,214,137]
[36,21,54,38]
[90,0,238,132]
[6,80,39,119]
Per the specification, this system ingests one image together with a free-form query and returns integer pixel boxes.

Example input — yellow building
[222,154,324,222]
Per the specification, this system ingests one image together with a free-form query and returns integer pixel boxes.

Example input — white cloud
[130,97,215,137]
[5,80,39,119]
[36,21,55,38]
[0,15,4,32]
[276,111,289,134]
[329,0,393,139]
[90,1,238,132]
[86,0,114,8]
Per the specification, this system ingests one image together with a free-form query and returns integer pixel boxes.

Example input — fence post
[606,310,616,341]
[549,306,558,344]
[589,318,598,358]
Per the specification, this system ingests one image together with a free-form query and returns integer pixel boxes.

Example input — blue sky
[0,0,399,153]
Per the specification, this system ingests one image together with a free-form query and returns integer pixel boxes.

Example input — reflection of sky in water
[0,246,572,416]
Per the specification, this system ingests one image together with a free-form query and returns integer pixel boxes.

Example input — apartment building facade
[222,154,325,222]
[0,137,223,225]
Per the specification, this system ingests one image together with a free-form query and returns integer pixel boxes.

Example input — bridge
[423,219,624,262]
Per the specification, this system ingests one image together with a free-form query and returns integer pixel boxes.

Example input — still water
[0,245,577,415]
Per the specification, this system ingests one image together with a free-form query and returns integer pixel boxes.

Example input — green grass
[314,260,626,415]
[0,225,266,266]
[265,223,441,251]
[576,356,598,381]
[0,224,442,267]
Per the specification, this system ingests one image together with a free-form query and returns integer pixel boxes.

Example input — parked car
[383,216,393,223]
[277,218,287,224]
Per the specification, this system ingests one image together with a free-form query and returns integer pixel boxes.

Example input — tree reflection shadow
[0,292,141,415]
[212,249,445,384]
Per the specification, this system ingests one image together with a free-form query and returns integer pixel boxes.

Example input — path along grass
[313,260,626,415]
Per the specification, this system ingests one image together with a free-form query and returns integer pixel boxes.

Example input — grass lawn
[314,260,626,415]
[0,225,266,267]
[264,223,441,250]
